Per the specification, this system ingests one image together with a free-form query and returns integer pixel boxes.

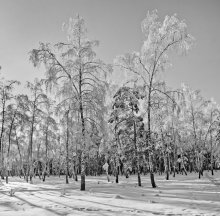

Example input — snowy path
[0,172,220,215]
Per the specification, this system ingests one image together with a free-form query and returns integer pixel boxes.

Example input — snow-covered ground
[0,171,220,216]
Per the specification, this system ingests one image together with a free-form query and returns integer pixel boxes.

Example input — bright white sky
[0,0,220,102]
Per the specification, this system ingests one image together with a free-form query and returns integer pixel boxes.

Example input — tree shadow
[33,191,163,215]
[12,193,64,216]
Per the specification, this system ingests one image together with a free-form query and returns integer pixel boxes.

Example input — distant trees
[204,99,220,175]
[176,85,220,178]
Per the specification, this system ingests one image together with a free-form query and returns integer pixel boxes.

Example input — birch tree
[25,79,49,183]
[5,95,26,183]
[115,10,194,187]
[40,100,57,181]
[0,79,20,179]
[201,98,220,175]
[30,14,111,190]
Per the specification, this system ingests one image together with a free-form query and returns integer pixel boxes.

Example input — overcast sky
[0,0,220,102]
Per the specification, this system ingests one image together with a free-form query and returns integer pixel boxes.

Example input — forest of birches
[0,10,219,191]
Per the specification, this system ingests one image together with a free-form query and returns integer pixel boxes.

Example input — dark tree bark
[6,111,16,183]
[0,92,6,180]
[65,110,70,184]
[133,110,141,186]
[43,125,49,182]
